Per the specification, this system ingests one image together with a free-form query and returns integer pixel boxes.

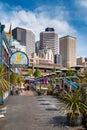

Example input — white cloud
[0,2,76,41]
[0,2,87,57]
[77,0,87,7]
[75,0,87,23]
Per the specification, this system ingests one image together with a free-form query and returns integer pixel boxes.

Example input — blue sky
[0,0,87,57]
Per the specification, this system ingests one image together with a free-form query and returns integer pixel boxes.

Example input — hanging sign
[10,51,28,67]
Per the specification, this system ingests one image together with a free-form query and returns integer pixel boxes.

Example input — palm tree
[27,69,33,77]
[16,74,24,88]
[66,70,76,76]
[34,69,41,78]
[10,72,17,86]
[0,64,9,104]
[10,72,24,95]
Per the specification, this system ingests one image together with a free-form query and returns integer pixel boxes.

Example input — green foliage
[47,84,52,91]
[16,75,24,86]
[66,70,75,76]
[60,89,87,119]
[0,63,9,97]
[10,72,17,85]
[28,69,32,76]
[10,72,24,86]
[39,84,42,91]
[80,71,87,83]
[83,71,87,77]
[52,67,56,72]
[51,78,56,84]
[34,69,41,78]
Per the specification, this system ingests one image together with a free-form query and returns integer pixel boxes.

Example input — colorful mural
[10,51,28,67]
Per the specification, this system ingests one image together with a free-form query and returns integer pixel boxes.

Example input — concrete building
[77,57,85,65]
[77,57,87,69]
[54,54,62,65]
[29,48,54,66]
[40,27,58,55]
[35,41,40,55]
[85,57,87,62]
[38,48,54,64]
[12,27,35,56]
[59,35,76,68]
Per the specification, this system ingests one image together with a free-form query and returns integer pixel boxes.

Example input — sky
[0,0,87,57]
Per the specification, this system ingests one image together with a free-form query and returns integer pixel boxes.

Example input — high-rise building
[54,54,62,65]
[59,35,76,68]
[12,27,35,56]
[35,41,40,55]
[40,27,58,55]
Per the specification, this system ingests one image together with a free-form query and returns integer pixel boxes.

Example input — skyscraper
[35,41,40,54]
[40,27,58,55]
[12,27,35,56]
[54,54,62,65]
[59,35,76,68]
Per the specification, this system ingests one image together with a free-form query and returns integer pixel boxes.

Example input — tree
[16,75,24,87]
[10,72,17,86]
[52,67,56,72]
[66,70,76,76]
[27,69,32,76]
[81,71,87,83]
[0,64,9,99]
[10,72,24,87]
[34,69,41,78]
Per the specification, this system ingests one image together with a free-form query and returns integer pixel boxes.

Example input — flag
[8,24,12,35]
[6,24,12,37]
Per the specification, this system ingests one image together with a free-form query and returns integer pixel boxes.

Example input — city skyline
[0,0,87,57]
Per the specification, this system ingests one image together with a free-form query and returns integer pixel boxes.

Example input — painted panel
[10,51,28,67]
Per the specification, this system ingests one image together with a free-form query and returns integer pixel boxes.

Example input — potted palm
[10,72,24,95]
[16,74,24,94]
[60,88,87,126]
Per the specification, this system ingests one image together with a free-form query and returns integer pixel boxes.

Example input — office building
[54,54,62,65]
[40,27,58,55]
[35,41,40,55]
[12,27,35,56]
[59,35,76,68]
